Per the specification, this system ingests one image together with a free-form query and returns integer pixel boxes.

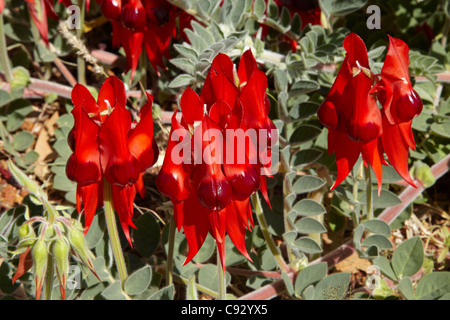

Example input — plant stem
[217,248,226,300]
[77,0,86,84]
[251,192,290,274]
[44,254,54,300]
[103,180,128,287]
[0,14,13,82]
[364,166,374,221]
[166,213,176,286]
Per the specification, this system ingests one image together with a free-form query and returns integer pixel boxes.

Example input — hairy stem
[103,180,128,287]
[251,192,290,273]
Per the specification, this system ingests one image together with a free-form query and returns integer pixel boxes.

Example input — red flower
[317,33,422,192]
[156,50,276,269]
[66,76,158,243]
[100,0,194,79]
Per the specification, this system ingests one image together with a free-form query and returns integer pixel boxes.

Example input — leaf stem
[251,192,290,274]
[217,247,226,300]
[0,13,13,82]
[103,180,128,287]
[77,0,86,85]
[364,166,373,221]
[166,213,175,286]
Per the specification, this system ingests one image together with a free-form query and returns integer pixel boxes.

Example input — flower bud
[101,0,122,20]
[68,228,100,280]
[53,238,70,300]
[32,239,48,300]
[120,0,147,31]
[17,223,36,248]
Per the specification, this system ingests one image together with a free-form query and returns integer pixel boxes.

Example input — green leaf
[415,272,450,300]
[0,90,13,107]
[168,74,194,89]
[361,235,393,250]
[329,0,367,16]
[294,217,327,234]
[361,220,391,237]
[294,262,327,295]
[313,273,351,300]
[289,80,320,96]
[12,131,34,151]
[291,199,326,217]
[281,272,295,296]
[148,284,175,300]
[289,125,322,146]
[133,214,160,258]
[197,264,231,292]
[292,176,326,194]
[372,256,397,281]
[101,281,127,300]
[253,0,266,19]
[170,58,196,75]
[293,237,322,254]
[397,277,414,300]
[392,236,424,279]
[291,149,323,168]
[193,233,215,264]
[359,189,402,209]
[124,266,152,296]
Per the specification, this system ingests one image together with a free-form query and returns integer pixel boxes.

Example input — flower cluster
[156,50,277,268]
[66,76,159,243]
[96,0,193,78]
[317,33,423,192]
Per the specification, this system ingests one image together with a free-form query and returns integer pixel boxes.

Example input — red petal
[26,0,49,45]
[182,190,210,265]
[328,129,361,189]
[180,87,205,126]
[97,76,127,123]
[209,209,227,269]
[226,200,252,261]
[66,87,102,186]
[12,247,33,284]
[77,182,103,233]
[128,92,159,172]
[156,112,191,202]
[381,115,416,187]
[112,184,137,246]
[99,104,140,187]
[361,138,384,195]
[112,22,144,81]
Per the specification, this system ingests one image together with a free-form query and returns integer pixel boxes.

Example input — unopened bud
[53,238,70,300]
[32,239,48,300]
[17,223,36,248]
[68,228,99,280]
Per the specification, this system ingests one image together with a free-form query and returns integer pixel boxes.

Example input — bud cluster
[8,160,99,300]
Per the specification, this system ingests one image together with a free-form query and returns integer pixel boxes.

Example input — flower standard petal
[98,103,141,187]
[128,92,159,173]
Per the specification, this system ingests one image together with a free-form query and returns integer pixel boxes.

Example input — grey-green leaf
[124,266,152,296]
[392,236,424,279]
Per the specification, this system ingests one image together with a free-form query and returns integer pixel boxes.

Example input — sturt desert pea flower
[372,35,423,186]
[66,76,159,244]
[97,0,193,79]
[317,32,422,192]
[156,50,277,269]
